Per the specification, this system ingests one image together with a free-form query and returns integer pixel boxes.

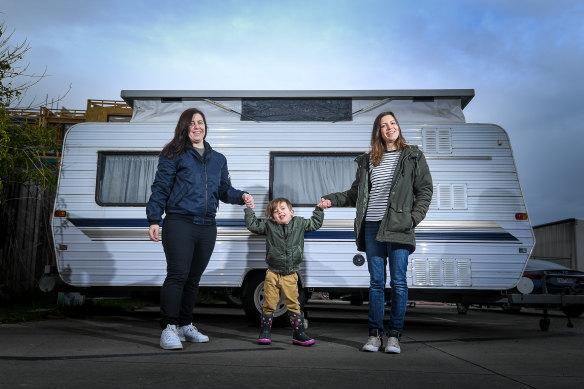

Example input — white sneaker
[362,335,382,352]
[178,323,209,343]
[385,336,401,354]
[160,324,183,350]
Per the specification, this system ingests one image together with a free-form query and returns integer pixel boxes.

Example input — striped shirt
[366,150,401,222]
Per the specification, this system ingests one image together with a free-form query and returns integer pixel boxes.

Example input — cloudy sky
[2,0,583,226]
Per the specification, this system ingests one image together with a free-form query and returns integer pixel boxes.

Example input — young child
[244,197,326,346]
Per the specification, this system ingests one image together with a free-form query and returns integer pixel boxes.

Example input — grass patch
[0,291,62,323]
[0,291,156,323]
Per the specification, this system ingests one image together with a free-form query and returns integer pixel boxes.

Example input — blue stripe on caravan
[68,218,519,242]
[305,231,355,239]
[305,231,518,241]
[68,218,247,228]
[69,218,151,227]
[416,232,518,241]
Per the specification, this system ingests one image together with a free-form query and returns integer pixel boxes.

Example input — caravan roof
[120,89,475,124]
[121,89,475,109]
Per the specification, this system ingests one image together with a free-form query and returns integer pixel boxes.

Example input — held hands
[149,224,160,242]
[243,193,254,209]
[318,197,332,210]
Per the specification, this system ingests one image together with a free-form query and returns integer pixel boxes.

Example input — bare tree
[0,22,44,108]
[0,21,61,298]
[0,22,71,109]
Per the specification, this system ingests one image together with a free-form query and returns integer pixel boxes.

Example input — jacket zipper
[285,223,289,273]
[390,150,407,193]
[203,157,208,218]
[195,148,209,219]
[383,149,408,222]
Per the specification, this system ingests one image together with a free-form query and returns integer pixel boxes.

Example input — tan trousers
[263,269,301,315]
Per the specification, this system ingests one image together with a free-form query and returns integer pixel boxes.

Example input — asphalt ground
[1,301,583,389]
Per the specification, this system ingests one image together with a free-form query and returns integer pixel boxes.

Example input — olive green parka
[323,146,432,253]
[244,207,324,274]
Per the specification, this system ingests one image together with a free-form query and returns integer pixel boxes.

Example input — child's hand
[318,198,331,209]
[243,193,254,209]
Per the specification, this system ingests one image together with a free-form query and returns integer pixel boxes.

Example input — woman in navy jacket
[147,108,254,350]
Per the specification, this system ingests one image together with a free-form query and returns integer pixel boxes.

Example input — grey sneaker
[385,336,401,354]
[160,324,183,350]
[178,323,209,343]
[362,335,382,352]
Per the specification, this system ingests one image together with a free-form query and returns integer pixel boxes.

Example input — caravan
[51,90,535,320]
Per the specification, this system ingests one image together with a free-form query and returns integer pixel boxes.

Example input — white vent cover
[411,258,471,287]
[423,128,452,153]
[430,184,467,210]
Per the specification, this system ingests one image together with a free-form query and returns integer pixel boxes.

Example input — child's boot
[288,311,315,346]
[258,313,273,344]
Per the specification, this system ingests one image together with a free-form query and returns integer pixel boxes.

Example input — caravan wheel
[241,272,306,325]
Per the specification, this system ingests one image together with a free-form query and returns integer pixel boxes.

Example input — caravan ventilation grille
[423,128,452,154]
[430,184,468,210]
[411,258,471,287]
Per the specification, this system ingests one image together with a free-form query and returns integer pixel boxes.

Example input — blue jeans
[364,221,410,337]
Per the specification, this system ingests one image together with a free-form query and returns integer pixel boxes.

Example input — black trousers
[160,214,217,328]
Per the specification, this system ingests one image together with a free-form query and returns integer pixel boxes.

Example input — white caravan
[52,90,535,320]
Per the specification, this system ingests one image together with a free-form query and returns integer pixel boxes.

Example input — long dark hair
[160,108,208,158]
[370,111,408,166]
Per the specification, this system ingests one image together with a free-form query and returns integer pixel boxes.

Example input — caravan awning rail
[121,89,475,109]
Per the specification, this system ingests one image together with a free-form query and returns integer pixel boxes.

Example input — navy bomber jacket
[146,141,246,225]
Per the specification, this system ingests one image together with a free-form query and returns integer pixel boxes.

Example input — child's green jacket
[244,207,324,275]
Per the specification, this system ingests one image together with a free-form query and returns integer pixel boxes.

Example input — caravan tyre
[222,288,242,307]
[241,272,306,326]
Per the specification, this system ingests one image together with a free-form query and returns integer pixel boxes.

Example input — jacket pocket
[168,183,187,207]
[292,246,303,267]
[354,217,366,252]
[387,203,413,233]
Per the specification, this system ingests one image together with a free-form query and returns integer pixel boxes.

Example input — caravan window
[96,152,159,206]
[270,152,359,206]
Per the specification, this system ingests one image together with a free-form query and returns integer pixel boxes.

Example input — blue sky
[2,0,583,226]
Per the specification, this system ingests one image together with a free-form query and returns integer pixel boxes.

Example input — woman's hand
[243,193,254,209]
[149,224,160,242]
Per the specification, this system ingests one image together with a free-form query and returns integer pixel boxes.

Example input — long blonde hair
[369,111,408,166]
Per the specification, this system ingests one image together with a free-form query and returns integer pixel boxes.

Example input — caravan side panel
[52,121,534,291]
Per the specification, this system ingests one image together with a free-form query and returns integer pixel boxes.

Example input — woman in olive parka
[322,111,433,354]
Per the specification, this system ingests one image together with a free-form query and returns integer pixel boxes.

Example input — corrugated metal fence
[0,181,55,297]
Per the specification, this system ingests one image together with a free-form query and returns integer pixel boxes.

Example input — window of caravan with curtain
[96,152,159,206]
[270,152,360,206]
